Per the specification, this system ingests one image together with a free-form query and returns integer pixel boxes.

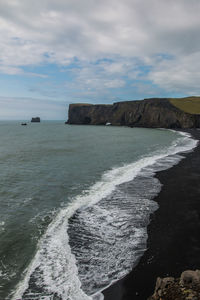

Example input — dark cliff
[67,98,200,129]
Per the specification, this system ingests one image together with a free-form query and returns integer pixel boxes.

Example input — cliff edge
[67,97,200,128]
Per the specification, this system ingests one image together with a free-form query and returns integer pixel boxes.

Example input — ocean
[0,121,197,300]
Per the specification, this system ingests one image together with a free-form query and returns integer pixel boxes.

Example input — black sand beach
[103,129,200,300]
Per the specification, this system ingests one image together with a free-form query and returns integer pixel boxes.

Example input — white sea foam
[11,131,197,300]
[0,221,5,231]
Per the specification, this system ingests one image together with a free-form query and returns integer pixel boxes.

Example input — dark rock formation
[67,98,200,128]
[148,270,200,300]
[31,117,40,123]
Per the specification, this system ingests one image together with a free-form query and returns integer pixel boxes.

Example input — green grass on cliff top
[169,97,200,114]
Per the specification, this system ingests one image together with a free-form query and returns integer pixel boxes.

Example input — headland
[67,97,200,128]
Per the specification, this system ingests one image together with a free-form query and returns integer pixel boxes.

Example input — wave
[10,131,198,300]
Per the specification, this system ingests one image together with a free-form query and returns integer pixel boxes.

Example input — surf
[10,130,197,300]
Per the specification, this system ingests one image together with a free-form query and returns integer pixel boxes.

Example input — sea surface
[0,121,197,300]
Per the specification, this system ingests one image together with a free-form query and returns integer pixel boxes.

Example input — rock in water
[31,117,40,122]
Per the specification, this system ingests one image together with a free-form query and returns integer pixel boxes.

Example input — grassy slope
[169,97,200,114]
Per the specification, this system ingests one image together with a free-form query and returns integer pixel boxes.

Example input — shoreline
[103,129,200,300]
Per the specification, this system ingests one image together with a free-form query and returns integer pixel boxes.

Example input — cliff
[67,97,200,129]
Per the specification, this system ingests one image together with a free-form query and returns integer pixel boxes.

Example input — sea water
[0,121,197,300]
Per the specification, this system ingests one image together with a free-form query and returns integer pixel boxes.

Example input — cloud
[148,52,200,95]
[1,0,200,63]
[1,0,200,106]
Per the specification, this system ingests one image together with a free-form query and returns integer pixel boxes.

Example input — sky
[1,0,200,119]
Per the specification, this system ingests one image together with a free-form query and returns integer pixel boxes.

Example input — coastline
[103,129,200,300]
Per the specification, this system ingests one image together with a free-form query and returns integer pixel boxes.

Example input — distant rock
[67,97,200,128]
[31,117,40,123]
[148,270,200,300]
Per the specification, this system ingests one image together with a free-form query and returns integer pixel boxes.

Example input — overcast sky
[0,0,200,119]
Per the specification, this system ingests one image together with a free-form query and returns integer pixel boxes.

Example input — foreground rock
[148,270,200,300]
[67,97,200,128]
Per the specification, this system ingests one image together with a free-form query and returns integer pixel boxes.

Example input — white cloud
[1,0,200,63]
[1,0,200,97]
[148,52,200,95]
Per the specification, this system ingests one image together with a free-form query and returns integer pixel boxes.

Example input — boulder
[180,270,200,286]
[148,270,200,300]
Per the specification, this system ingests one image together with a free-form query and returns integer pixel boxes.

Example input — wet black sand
[103,129,200,300]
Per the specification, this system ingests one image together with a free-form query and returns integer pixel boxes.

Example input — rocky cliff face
[67,98,200,128]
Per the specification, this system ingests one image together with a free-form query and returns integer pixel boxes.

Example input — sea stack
[31,117,40,123]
